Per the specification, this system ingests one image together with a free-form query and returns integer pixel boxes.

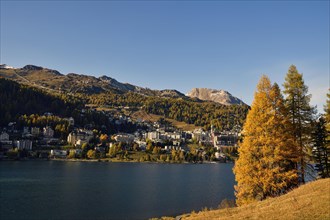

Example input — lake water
[0,161,235,220]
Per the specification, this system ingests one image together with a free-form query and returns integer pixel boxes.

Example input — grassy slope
[159,178,330,220]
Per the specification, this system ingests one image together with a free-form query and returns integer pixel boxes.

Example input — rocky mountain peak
[187,88,244,105]
[22,65,62,75]
[22,65,44,71]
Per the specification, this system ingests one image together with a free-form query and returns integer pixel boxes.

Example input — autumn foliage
[234,75,299,206]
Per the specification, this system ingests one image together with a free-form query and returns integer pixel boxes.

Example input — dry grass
[159,178,330,220]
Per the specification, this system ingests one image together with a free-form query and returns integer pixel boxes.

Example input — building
[114,133,134,144]
[69,149,82,157]
[214,133,238,147]
[31,127,40,136]
[0,132,9,141]
[67,129,93,147]
[147,131,159,141]
[0,132,12,146]
[135,140,147,150]
[50,149,67,158]
[14,140,33,151]
[43,126,54,138]
[65,117,75,126]
[23,127,30,134]
[192,129,211,143]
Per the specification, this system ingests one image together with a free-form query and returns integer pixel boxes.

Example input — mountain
[0,64,246,105]
[0,64,185,98]
[187,88,245,105]
[0,64,250,131]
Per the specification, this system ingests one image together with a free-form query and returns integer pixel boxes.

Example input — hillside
[0,78,81,126]
[0,64,186,98]
[187,88,245,105]
[159,178,330,220]
[0,64,250,131]
[131,110,199,131]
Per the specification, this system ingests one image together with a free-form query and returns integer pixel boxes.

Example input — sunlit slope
[160,178,330,220]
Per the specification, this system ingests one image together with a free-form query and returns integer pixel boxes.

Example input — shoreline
[0,157,231,164]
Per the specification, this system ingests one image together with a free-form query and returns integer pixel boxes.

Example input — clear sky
[1,0,329,112]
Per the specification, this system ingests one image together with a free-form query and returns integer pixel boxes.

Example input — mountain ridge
[0,64,245,105]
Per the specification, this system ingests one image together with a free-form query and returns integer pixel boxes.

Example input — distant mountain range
[0,64,245,105]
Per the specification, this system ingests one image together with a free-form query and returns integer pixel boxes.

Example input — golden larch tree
[234,75,299,206]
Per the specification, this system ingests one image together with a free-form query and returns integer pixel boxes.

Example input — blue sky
[1,1,329,112]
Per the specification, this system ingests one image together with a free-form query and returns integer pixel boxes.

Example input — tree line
[0,79,141,134]
[84,90,250,131]
[0,78,82,126]
[234,65,329,206]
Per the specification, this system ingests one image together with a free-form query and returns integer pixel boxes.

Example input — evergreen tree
[234,76,299,206]
[325,91,330,135]
[283,65,316,183]
[311,117,329,178]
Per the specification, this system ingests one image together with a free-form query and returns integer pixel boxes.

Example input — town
[0,108,240,163]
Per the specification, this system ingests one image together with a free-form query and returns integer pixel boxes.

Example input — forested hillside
[82,91,249,131]
[0,78,140,133]
[0,75,249,131]
[0,78,82,126]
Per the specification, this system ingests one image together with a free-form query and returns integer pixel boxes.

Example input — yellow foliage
[234,75,299,206]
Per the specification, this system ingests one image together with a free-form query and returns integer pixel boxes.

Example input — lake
[0,161,235,220]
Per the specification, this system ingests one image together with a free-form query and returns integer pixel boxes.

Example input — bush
[218,199,236,209]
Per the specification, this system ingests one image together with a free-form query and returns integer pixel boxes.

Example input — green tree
[283,65,316,183]
[81,143,90,158]
[325,91,330,136]
[311,117,329,178]
[234,76,299,206]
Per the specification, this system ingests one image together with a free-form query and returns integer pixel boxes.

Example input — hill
[0,78,81,126]
[0,64,186,98]
[0,64,250,131]
[131,110,199,131]
[158,178,330,220]
[187,88,245,105]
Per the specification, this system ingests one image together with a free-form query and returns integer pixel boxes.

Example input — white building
[43,126,54,138]
[67,129,93,147]
[135,140,147,150]
[50,149,67,158]
[0,132,9,141]
[114,133,134,144]
[147,131,159,140]
[14,140,33,151]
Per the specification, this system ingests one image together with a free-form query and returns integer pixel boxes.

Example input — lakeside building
[43,126,54,138]
[0,132,9,141]
[114,133,134,144]
[147,131,159,141]
[50,149,67,158]
[31,127,40,136]
[67,129,93,147]
[14,140,33,151]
